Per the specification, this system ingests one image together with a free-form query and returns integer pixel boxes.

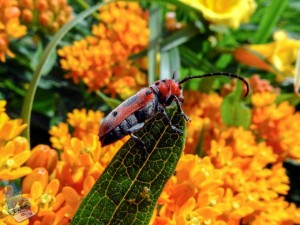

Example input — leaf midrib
[90,112,173,225]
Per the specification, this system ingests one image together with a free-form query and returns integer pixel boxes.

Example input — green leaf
[253,0,288,44]
[221,81,251,129]
[71,106,186,225]
[148,4,163,84]
[95,90,121,110]
[160,47,181,79]
[276,93,300,106]
[160,24,200,52]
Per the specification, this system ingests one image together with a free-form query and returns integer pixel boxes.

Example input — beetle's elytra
[99,72,249,159]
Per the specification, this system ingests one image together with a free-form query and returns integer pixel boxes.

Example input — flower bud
[26,144,58,174]
[39,11,53,26]
[4,7,21,20]
[37,0,49,11]
[22,9,33,23]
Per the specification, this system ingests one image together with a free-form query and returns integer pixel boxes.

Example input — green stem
[21,0,115,145]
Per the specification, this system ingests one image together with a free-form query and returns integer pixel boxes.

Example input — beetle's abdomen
[100,97,158,147]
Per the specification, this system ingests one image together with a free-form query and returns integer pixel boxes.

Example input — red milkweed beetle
[99,72,249,159]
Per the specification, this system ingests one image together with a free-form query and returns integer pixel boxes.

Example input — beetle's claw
[181,113,191,122]
[170,125,183,135]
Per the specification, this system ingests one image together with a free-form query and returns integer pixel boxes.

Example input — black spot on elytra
[112,111,118,117]
[162,79,166,82]
[155,81,160,86]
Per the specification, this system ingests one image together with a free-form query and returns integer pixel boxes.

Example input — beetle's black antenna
[178,72,249,97]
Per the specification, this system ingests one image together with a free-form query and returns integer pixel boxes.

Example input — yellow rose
[180,0,257,29]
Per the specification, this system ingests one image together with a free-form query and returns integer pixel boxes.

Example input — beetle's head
[151,79,184,106]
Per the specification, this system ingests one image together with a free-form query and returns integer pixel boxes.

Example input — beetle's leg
[158,104,183,135]
[172,95,191,122]
[127,122,149,160]
[166,95,191,122]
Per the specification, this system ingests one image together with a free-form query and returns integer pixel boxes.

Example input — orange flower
[29,179,64,218]
[0,0,26,62]
[22,167,49,193]
[58,2,148,96]
[182,91,223,154]
[49,122,70,150]
[251,92,300,161]
[26,145,58,174]
[19,0,72,33]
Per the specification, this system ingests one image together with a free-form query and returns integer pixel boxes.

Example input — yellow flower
[180,0,256,29]
[49,122,70,150]
[234,30,300,81]
[0,114,27,144]
[0,136,32,180]
[0,100,6,113]
[67,108,103,139]
[0,0,27,62]
[29,179,63,217]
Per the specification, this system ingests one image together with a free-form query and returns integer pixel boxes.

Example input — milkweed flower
[153,82,300,224]
[28,179,65,223]
[19,0,72,33]
[0,0,27,62]
[0,101,31,180]
[182,91,223,154]
[26,145,58,174]
[49,108,128,193]
[58,2,148,97]
[179,0,257,29]
[234,30,300,81]
[251,92,300,161]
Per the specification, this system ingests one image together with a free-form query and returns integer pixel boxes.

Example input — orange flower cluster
[19,0,72,33]
[152,76,300,224]
[153,153,300,224]
[2,75,300,224]
[0,0,27,62]
[0,105,127,224]
[58,2,148,98]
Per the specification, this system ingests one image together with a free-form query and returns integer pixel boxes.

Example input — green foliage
[71,106,186,225]
[221,81,251,129]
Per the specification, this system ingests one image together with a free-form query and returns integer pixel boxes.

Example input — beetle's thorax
[150,79,183,105]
